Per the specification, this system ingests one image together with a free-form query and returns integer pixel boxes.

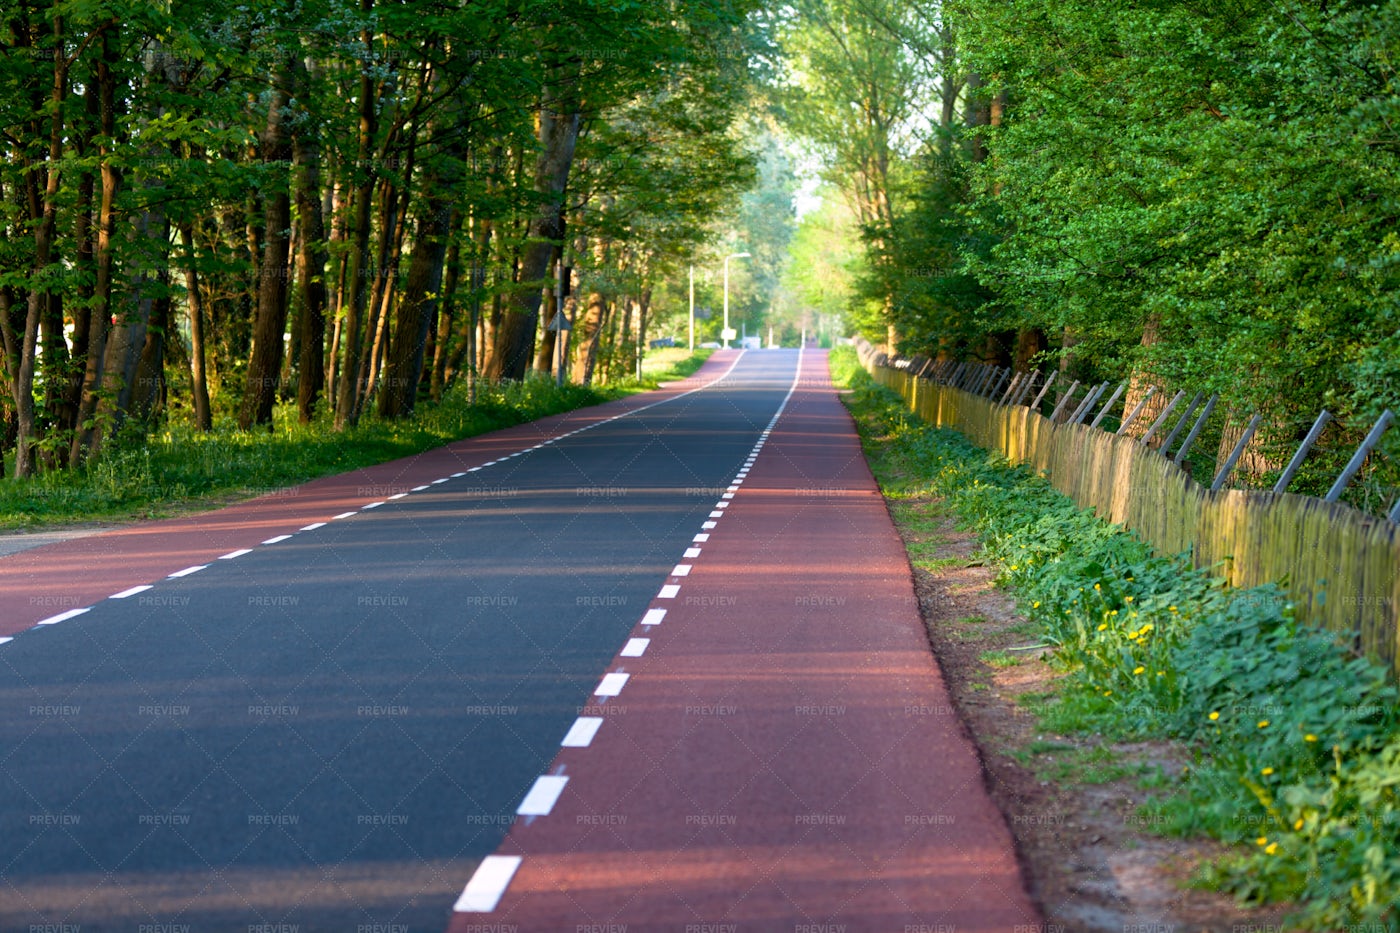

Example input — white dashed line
[561,717,604,747]
[723,493,735,499]
[110,585,153,599]
[388,493,408,500]
[453,855,522,913]
[642,608,666,626]
[167,565,207,578]
[693,533,709,542]
[332,511,357,520]
[219,548,253,560]
[684,547,701,558]
[672,564,691,577]
[412,485,431,491]
[517,774,569,816]
[621,638,650,657]
[595,672,630,696]
[0,637,12,646]
[361,502,384,510]
[262,535,293,544]
[709,511,723,518]
[36,607,90,626]
[701,521,717,529]
[301,522,328,530]
[452,472,467,478]
[468,467,482,472]
[658,585,680,599]
[432,479,449,485]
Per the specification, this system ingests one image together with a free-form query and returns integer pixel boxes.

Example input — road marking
[658,585,680,598]
[684,547,701,558]
[332,511,357,520]
[702,521,717,529]
[453,855,522,913]
[562,716,605,747]
[36,608,90,626]
[468,467,482,472]
[432,478,449,484]
[301,522,327,530]
[452,472,467,477]
[517,775,569,816]
[693,533,710,542]
[412,485,431,491]
[361,502,385,510]
[709,511,724,518]
[219,548,253,560]
[0,637,11,646]
[621,637,650,657]
[168,565,207,578]
[388,493,408,500]
[727,485,740,493]
[723,492,735,499]
[595,672,630,696]
[715,501,729,509]
[672,564,691,577]
[642,608,666,626]
[262,535,293,544]
[111,585,153,599]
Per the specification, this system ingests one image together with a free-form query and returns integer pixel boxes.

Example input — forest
[2,0,1398,509]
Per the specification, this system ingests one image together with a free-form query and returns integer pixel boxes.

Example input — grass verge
[0,350,712,531]
[831,344,1400,930]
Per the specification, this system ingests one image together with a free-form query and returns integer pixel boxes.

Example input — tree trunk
[379,162,458,418]
[293,69,330,424]
[240,61,294,430]
[179,224,213,431]
[334,0,377,430]
[488,71,581,380]
[69,27,122,463]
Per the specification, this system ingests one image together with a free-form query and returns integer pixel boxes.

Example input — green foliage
[0,378,619,530]
[830,345,1400,929]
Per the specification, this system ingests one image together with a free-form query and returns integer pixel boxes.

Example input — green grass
[0,352,715,530]
[829,344,1400,929]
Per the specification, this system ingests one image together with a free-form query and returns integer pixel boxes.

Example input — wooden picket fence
[863,350,1400,672]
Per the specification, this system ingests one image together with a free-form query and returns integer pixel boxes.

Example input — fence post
[1013,371,1041,406]
[1160,391,1205,456]
[1090,382,1127,429]
[1117,386,1157,435]
[1000,372,1025,405]
[1029,371,1058,413]
[989,368,1012,400]
[1049,380,1082,423]
[1139,389,1187,446]
[1325,409,1396,503]
[1070,382,1107,424]
[1210,412,1263,492]
[1173,393,1218,465]
[1273,410,1333,494]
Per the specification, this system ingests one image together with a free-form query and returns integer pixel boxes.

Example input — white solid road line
[453,855,523,913]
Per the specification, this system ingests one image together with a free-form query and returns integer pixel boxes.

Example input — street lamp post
[722,251,750,349]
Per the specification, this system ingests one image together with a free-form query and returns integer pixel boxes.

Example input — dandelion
[1103,690,1112,696]
[1094,583,1101,591]
[1261,767,1274,776]
[1294,818,1304,831]
[1124,596,1134,603]
[1265,842,1279,855]
[1133,666,1145,675]
[1258,720,1270,729]
[1032,601,1040,609]
[1157,671,1165,676]
[1097,623,1108,631]
[1168,606,1178,612]
[1304,734,1317,743]
[1256,836,1268,846]
[1209,711,1220,721]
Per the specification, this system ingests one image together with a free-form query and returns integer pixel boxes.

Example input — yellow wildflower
[1265,843,1279,855]
[1304,734,1317,743]
[1261,767,1274,776]
[1258,720,1270,729]
[1133,666,1146,675]
[1208,711,1220,721]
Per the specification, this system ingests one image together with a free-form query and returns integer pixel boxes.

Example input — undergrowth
[831,344,1400,929]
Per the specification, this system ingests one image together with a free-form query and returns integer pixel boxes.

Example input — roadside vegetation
[0,349,711,531]
[832,345,1400,930]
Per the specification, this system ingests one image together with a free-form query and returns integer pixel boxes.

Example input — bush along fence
[855,339,1400,673]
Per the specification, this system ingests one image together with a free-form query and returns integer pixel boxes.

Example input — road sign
[721,327,737,341]
[548,311,572,332]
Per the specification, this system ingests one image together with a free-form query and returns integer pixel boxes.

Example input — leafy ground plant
[830,345,1400,929]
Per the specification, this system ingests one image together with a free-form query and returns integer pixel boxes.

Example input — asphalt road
[0,350,801,931]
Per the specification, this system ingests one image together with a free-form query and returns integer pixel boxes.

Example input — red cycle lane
[450,348,1041,932]
[0,352,740,638]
